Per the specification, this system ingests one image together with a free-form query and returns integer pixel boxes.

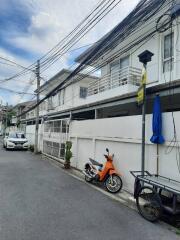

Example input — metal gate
[42,119,69,160]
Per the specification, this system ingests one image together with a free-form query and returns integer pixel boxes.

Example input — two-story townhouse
[23,0,180,192]
[63,0,180,191]
[24,69,99,160]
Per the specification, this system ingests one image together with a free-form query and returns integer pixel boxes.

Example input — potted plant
[64,141,72,169]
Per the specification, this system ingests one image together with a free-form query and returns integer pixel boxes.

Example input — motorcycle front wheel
[85,174,93,183]
[105,174,123,193]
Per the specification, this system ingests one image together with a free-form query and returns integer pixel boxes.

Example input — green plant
[64,141,72,169]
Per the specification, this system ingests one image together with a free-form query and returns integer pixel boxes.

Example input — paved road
[0,145,179,240]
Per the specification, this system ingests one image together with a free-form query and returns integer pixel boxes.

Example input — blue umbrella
[150,95,165,175]
[150,95,165,144]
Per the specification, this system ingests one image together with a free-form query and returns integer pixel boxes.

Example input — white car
[3,132,29,150]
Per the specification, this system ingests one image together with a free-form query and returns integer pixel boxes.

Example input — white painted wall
[26,124,43,151]
[44,77,98,114]
[70,112,180,193]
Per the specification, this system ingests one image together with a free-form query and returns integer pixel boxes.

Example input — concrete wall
[69,112,180,193]
[26,124,44,151]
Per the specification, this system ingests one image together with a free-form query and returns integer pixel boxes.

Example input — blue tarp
[150,95,165,144]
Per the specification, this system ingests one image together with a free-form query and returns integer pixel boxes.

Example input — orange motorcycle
[83,148,123,193]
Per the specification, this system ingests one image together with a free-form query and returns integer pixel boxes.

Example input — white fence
[69,112,180,193]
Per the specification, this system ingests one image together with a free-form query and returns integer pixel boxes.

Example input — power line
[0,0,112,84]
[40,0,122,72]
[0,56,35,73]
[39,1,171,94]
[39,0,108,63]
[17,0,174,118]
[0,86,35,95]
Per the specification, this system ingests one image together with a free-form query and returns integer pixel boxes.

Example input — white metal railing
[88,66,141,96]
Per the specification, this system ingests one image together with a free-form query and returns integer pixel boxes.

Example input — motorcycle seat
[89,158,103,167]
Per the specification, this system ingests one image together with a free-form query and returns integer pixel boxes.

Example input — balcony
[88,66,141,96]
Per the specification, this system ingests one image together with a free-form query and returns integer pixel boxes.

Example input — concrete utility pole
[34,60,40,154]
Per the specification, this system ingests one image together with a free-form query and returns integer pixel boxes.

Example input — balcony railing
[88,66,141,96]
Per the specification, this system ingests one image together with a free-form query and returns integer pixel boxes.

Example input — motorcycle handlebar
[104,154,114,159]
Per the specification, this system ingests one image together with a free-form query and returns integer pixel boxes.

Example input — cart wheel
[136,186,162,222]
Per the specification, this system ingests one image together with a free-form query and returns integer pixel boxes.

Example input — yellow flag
[136,66,147,105]
[137,85,144,105]
[141,67,147,85]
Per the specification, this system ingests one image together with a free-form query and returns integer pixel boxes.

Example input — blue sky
[0,0,35,59]
[0,0,139,105]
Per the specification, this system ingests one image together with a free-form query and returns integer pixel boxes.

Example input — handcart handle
[130,171,152,178]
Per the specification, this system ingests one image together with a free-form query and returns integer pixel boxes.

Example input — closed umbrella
[150,95,165,174]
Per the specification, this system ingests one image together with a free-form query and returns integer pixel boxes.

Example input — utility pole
[34,60,40,154]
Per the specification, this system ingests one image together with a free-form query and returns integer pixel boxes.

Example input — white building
[22,0,180,192]
[24,69,99,159]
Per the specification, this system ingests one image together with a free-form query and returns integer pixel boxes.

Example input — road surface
[0,144,179,240]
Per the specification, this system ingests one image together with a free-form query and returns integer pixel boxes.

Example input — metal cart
[130,171,180,223]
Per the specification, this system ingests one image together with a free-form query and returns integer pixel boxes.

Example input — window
[110,56,129,87]
[120,56,129,69]
[80,87,87,98]
[163,33,174,72]
[9,133,25,138]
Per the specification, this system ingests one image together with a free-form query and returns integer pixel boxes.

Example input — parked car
[3,132,29,150]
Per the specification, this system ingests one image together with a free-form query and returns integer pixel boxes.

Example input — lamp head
[138,50,154,65]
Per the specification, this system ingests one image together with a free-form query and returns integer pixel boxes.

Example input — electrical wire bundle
[0,0,122,86]
[18,0,174,117]
[0,0,122,107]
[11,0,179,121]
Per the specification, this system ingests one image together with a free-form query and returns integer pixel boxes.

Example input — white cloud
[1,0,140,105]
[11,0,140,61]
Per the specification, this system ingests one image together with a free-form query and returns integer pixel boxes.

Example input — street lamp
[138,50,154,176]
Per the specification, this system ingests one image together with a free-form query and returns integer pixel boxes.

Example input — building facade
[21,0,180,192]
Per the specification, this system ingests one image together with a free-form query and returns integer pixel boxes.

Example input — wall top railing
[88,66,141,96]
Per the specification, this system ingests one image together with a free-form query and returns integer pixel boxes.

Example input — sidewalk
[42,154,136,206]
